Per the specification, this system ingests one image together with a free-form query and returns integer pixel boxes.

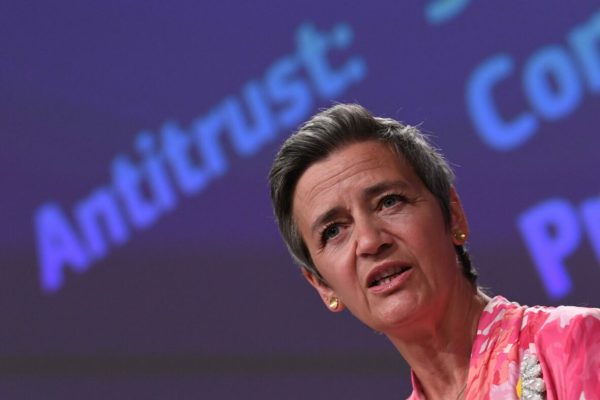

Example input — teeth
[370,266,408,287]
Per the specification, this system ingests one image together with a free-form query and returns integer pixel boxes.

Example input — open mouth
[367,266,411,288]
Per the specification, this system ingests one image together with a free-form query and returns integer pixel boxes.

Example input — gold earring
[328,296,340,310]
[454,230,467,243]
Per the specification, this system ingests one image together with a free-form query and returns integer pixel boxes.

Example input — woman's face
[292,140,468,333]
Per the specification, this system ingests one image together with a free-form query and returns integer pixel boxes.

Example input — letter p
[517,198,580,299]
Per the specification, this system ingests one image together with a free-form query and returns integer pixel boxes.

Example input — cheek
[314,251,356,288]
[393,217,454,263]
[405,209,449,242]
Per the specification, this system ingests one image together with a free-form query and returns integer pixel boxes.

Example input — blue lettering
[468,9,600,151]
[136,132,177,211]
[35,203,89,293]
[518,198,580,299]
[162,121,215,195]
[524,46,582,119]
[466,54,537,151]
[265,56,312,129]
[112,154,161,229]
[580,197,600,264]
[192,107,230,177]
[297,23,366,99]
[75,188,129,260]
[425,0,470,24]
[32,22,366,293]
[570,10,600,92]
[224,81,276,157]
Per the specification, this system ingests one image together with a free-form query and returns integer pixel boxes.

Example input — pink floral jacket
[408,296,600,399]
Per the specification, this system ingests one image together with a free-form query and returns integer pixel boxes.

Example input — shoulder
[479,296,600,338]
[523,302,600,398]
[522,302,600,337]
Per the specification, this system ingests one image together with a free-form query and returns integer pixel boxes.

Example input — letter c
[466,54,538,151]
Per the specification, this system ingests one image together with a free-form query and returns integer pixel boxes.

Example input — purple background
[1,1,599,398]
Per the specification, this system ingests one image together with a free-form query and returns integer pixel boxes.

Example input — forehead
[292,140,418,214]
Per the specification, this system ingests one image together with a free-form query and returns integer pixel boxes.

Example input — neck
[386,287,490,400]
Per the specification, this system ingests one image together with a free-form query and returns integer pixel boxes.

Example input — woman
[268,104,600,399]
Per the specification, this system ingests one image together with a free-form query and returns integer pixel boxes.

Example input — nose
[354,216,392,257]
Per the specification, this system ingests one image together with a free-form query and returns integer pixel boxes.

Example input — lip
[365,262,413,295]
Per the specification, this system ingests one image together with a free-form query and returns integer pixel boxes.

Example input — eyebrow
[310,207,346,238]
[362,180,410,199]
[309,180,411,237]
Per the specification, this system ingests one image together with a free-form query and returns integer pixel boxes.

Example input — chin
[368,297,421,332]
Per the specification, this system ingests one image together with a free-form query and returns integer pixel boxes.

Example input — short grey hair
[268,104,477,284]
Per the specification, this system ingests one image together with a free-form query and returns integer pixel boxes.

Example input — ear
[302,269,345,313]
[449,186,469,245]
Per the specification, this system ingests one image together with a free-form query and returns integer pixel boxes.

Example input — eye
[380,194,405,209]
[320,223,341,244]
